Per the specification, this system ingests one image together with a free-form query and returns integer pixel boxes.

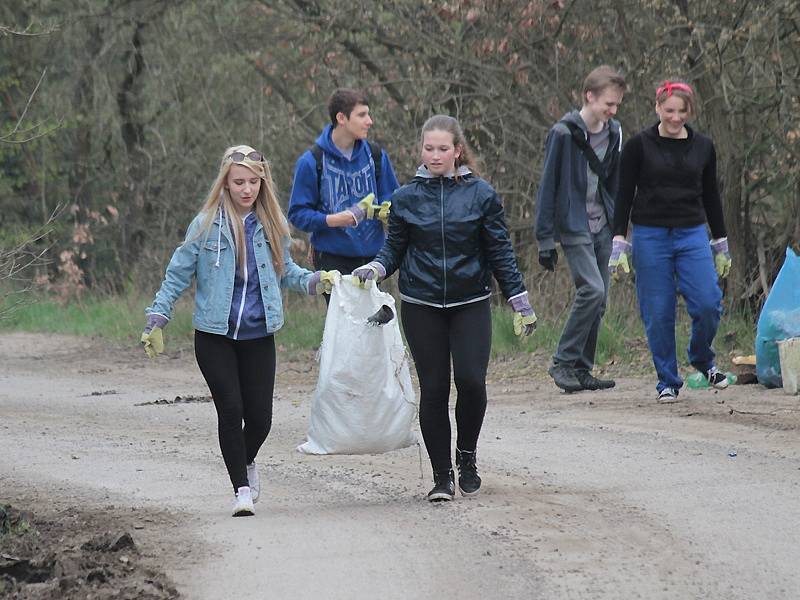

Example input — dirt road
[1,332,799,599]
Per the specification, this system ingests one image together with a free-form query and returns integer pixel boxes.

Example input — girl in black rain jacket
[353,115,536,502]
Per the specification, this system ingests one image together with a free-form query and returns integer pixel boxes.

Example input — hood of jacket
[560,109,622,145]
[414,164,473,179]
[315,124,371,161]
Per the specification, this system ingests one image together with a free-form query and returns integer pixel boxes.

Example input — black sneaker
[705,367,729,389]
[548,365,583,393]
[427,469,455,502]
[455,449,481,496]
[575,371,616,390]
[657,387,679,403]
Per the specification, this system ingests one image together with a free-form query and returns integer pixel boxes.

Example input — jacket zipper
[232,221,251,339]
[439,178,447,305]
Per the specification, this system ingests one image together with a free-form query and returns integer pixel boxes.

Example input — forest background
[1,0,799,361]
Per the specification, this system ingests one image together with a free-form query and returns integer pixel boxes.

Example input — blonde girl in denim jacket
[142,145,336,516]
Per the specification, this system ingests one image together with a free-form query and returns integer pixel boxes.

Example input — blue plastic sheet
[756,247,800,387]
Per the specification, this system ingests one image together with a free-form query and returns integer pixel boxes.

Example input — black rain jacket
[374,167,525,307]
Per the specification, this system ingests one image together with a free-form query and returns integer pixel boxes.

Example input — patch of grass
[492,299,756,375]
[674,301,756,370]
[0,289,327,354]
[491,301,648,365]
[276,297,326,351]
[1,289,757,371]
[0,291,195,345]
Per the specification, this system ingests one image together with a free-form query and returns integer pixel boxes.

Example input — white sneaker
[232,486,255,517]
[246,462,260,504]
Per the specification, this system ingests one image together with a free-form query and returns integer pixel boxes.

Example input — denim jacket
[146,210,312,336]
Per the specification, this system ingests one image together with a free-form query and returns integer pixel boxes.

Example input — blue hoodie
[287,124,399,258]
[227,212,266,340]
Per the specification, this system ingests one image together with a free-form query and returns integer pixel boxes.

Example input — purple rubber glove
[351,261,386,287]
[507,291,537,336]
[143,313,169,335]
[347,204,366,225]
[508,291,534,316]
[345,193,377,226]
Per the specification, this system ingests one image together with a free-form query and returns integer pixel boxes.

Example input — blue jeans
[632,224,722,392]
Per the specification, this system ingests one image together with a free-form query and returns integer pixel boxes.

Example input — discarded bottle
[686,371,738,388]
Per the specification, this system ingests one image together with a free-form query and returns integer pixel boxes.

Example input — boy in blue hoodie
[288,88,399,298]
[534,66,627,393]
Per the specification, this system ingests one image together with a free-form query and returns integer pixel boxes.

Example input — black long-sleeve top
[613,122,727,239]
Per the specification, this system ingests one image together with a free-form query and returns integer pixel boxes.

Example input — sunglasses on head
[226,151,264,162]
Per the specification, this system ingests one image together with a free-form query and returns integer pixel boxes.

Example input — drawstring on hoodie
[215,205,224,267]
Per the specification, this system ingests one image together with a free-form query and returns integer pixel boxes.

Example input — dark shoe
[575,371,616,390]
[455,448,481,496]
[705,366,729,390]
[548,365,583,393]
[657,387,679,403]
[427,469,455,502]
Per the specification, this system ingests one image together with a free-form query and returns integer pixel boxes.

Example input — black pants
[194,331,276,491]
[401,299,492,474]
[313,249,376,305]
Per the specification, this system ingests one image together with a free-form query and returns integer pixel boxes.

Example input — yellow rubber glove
[715,253,732,278]
[141,327,164,358]
[376,201,391,226]
[513,312,537,337]
[319,270,339,294]
[356,193,376,220]
[710,238,732,278]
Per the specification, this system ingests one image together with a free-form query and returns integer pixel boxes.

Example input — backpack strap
[310,143,324,192]
[309,140,383,192]
[367,140,382,185]
[562,121,607,183]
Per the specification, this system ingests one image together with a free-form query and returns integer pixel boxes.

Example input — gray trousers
[554,226,612,372]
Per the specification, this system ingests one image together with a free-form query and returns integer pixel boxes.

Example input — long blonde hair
[196,145,289,276]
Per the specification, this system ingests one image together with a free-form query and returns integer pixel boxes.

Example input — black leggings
[401,299,492,474]
[194,331,276,491]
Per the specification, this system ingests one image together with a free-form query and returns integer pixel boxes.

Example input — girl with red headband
[610,80,732,402]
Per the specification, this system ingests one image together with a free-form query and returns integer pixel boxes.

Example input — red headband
[656,81,693,99]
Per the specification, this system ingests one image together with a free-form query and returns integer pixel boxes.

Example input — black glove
[538,249,558,272]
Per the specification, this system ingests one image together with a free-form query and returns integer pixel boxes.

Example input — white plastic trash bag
[297,275,417,454]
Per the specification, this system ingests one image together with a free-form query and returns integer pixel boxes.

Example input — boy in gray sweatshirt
[534,66,627,392]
